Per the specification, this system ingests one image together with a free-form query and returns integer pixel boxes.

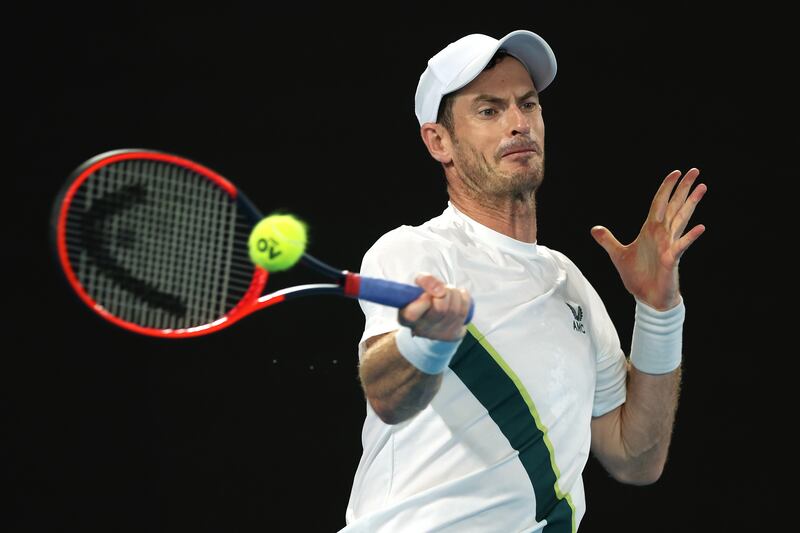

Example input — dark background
[5,3,791,532]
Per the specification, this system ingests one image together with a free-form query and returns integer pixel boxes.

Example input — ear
[420,123,453,165]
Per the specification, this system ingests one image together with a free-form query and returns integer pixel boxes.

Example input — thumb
[399,293,432,326]
[414,273,446,298]
[590,225,622,257]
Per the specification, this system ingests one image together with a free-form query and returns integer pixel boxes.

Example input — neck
[448,186,538,243]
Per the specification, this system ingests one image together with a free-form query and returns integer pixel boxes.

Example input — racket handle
[356,276,475,324]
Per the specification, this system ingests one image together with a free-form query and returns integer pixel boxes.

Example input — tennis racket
[50,149,474,338]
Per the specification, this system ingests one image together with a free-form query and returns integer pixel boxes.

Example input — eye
[521,101,539,111]
[478,108,497,117]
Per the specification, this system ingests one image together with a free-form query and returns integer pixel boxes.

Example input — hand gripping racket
[50,149,474,338]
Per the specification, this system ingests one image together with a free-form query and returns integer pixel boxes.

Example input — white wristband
[630,298,685,374]
[394,327,462,375]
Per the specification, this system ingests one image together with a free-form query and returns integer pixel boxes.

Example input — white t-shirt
[342,203,627,533]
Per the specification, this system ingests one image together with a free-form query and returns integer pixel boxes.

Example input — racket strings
[63,159,256,330]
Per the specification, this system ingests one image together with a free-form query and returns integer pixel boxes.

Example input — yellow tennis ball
[248,214,307,272]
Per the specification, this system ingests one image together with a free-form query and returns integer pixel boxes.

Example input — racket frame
[53,149,472,339]
[52,149,359,338]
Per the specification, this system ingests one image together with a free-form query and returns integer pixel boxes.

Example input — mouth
[499,143,540,158]
[500,148,539,160]
[502,148,537,157]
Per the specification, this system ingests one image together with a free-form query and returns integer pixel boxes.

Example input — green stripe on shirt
[450,324,576,533]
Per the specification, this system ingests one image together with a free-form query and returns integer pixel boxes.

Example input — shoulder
[538,245,585,278]
[359,209,459,282]
[541,244,616,328]
[366,225,423,254]
[539,245,604,303]
[364,209,458,259]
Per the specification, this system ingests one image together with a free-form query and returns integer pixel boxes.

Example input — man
[342,30,706,532]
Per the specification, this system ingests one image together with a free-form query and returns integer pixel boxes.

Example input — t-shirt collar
[447,201,539,257]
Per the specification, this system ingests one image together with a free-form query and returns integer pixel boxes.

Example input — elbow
[610,461,666,486]
[360,367,441,425]
[367,396,413,425]
[621,469,664,487]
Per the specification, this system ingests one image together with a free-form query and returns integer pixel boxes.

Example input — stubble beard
[452,137,545,205]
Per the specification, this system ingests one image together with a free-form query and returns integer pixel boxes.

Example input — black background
[6,2,792,532]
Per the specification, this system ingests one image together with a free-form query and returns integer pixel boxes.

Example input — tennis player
[342,29,706,532]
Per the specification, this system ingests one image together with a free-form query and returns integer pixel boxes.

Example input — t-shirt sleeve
[584,282,628,417]
[356,227,449,360]
[552,250,627,417]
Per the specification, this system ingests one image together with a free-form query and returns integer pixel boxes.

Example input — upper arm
[591,404,652,485]
[357,229,449,361]
[358,331,397,398]
[590,366,676,486]
[590,404,625,472]
[362,331,394,361]
[357,329,443,424]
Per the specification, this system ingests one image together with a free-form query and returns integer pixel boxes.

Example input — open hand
[590,168,707,310]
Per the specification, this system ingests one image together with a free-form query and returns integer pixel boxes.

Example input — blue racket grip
[356,276,475,324]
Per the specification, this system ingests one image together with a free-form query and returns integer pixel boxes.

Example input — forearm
[358,275,469,424]
[359,331,443,425]
[593,299,685,484]
[618,296,685,478]
[617,364,681,481]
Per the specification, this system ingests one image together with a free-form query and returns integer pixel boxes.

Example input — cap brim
[498,30,557,93]
[443,30,557,96]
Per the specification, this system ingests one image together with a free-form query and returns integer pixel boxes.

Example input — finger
[432,287,469,340]
[414,272,446,298]
[674,223,706,259]
[665,168,700,222]
[403,274,452,325]
[428,284,452,315]
[399,293,432,325]
[432,285,466,324]
[456,288,471,319]
[456,288,472,325]
[671,182,708,241]
[446,288,471,324]
[591,225,623,257]
[651,170,682,222]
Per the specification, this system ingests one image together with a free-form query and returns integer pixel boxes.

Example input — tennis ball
[248,214,307,272]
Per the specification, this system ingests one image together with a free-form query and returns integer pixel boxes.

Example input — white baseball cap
[414,30,557,126]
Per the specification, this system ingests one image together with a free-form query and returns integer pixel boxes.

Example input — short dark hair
[436,49,513,134]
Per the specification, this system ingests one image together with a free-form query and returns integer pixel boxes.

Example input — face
[447,56,545,200]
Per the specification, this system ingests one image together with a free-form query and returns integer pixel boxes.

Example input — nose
[508,106,531,136]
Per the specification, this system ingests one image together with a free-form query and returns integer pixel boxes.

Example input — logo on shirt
[566,302,585,334]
